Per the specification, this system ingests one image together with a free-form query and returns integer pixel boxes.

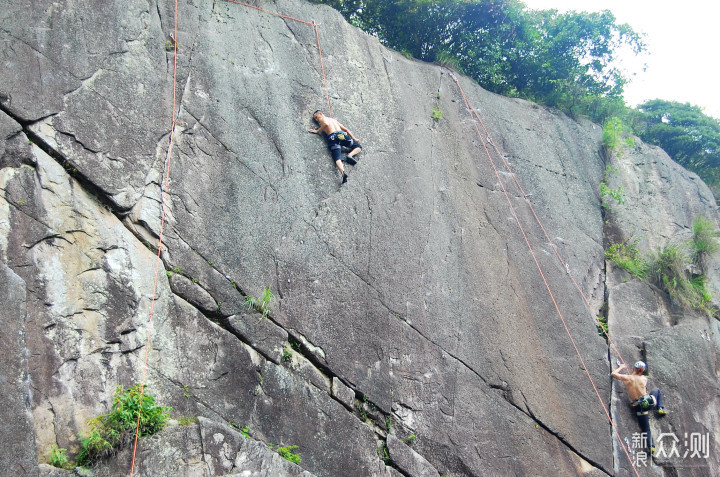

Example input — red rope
[450,74,640,477]
[314,22,332,117]
[224,0,333,116]
[129,0,179,474]
[469,101,628,367]
[224,0,314,25]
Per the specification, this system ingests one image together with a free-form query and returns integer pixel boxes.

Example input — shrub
[76,384,171,466]
[647,244,715,315]
[434,50,463,73]
[276,445,301,464]
[46,445,71,469]
[602,117,625,155]
[596,315,609,338]
[690,217,719,269]
[605,239,646,278]
[600,166,625,207]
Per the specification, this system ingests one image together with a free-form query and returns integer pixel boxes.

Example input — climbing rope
[466,93,628,368]
[450,74,640,477]
[130,2,334,473]
[225,0,333,116]
[129,0,179,474]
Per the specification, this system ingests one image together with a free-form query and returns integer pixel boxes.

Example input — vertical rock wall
[1,0,718,475]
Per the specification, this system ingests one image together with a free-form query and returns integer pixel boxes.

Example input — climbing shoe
[345,155,357,166]
[342,173,348,184]
[658,408,668,416]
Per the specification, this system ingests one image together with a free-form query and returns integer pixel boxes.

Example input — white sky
[521,0,720,119]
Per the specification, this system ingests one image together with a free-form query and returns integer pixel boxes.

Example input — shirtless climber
[611,361,667,453]
[308,110,362,184]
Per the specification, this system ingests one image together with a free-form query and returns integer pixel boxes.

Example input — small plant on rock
[605,238,646,278]
[76,384,171,466]
[276,445,301,464]
[178,416,198,426]
[246,286,274,317]
[431,106,444,121]
[690,217,719,270]
[600,166,625,207]
[46,445,71,469]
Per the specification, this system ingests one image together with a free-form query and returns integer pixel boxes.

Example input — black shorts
[327,131,362,161]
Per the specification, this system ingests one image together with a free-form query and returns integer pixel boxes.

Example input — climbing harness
[632,393,656,415]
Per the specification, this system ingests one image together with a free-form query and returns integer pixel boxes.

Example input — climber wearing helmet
[611,360,667,453]
[308,110,362,184]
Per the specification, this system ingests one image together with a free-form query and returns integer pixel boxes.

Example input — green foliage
[241,426,251,438]
[600,182,625,207]
[630,100,720,196]
[600,166,625,207]
[604,218,718,317]
[356,400,369,422]
[406,434,417,445]
[434,50,463,73]
[282,348,292,362]
[165,40,174,51]
[596,315,608,338]
[648,244,715,315]
[690,217,719,269]
[605,238,646,278]
[379,443,391,464]
[431,106,444,121]
[46,445,71,469]
[246,286,274,317]
[385,416,392,432]
[276,445,301,464]
[76,384,171,466]
[312,0,645,123]
[602,117,625,154]
[178,416,198,426]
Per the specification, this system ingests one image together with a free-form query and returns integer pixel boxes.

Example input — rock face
[1,0,718,476]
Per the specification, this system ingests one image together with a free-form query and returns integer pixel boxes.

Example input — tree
[312,0,644,122]
[631,100,720,194]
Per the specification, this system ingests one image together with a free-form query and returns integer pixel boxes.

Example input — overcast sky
[521,0,720,119]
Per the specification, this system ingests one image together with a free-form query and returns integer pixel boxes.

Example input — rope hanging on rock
[130,2,334,473]
[225,0,333,116]
[450,73,640,477]
[129,0,180,474]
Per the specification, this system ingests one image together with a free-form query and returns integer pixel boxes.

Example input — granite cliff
[1,0,718,476]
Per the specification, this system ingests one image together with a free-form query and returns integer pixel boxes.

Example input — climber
[611,361,667,453]
[308,110,362,184]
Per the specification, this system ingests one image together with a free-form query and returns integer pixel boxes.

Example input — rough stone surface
[1,0,719,476]
[102,417,318,476]
[332,376,355,410]
[387,434,440,477]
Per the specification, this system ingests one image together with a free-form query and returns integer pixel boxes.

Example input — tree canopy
[311,0,644,121]
[631,100,720,194]
[313,0,720,199]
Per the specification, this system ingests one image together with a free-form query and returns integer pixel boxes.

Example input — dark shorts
[327,131,362,161]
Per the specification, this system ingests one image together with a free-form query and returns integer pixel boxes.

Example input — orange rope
[224,0,333,116]
[450,74,640,477]
[224,0,314,25]
[314,22,332,117]
[469,101,628,368]
[130,0,179,474]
